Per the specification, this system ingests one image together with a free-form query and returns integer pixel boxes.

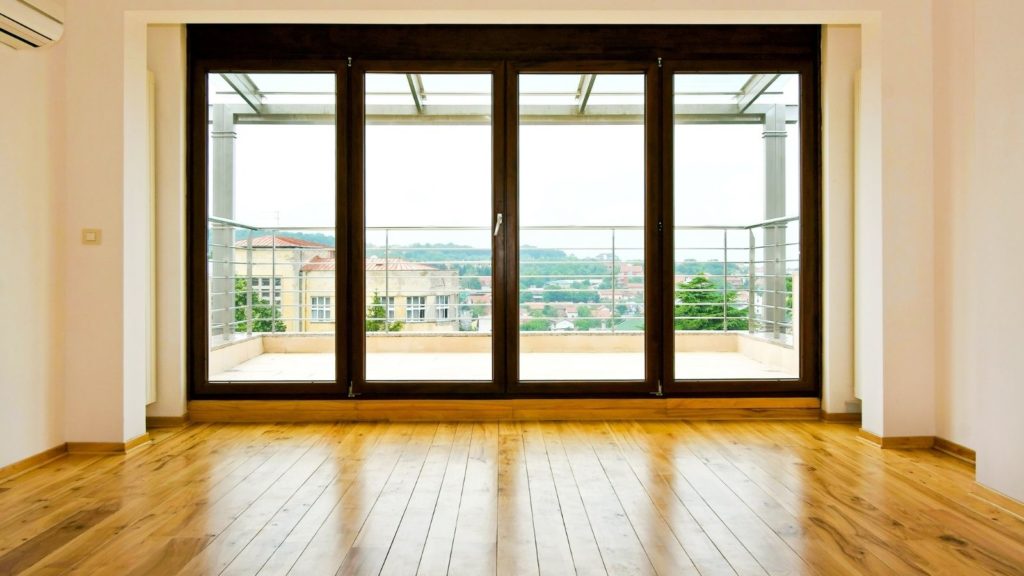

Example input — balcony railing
[207,215,798,346]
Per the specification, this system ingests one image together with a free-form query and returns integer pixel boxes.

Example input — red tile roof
[234,235,332,249]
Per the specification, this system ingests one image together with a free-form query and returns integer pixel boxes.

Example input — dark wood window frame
[187,24,821,400]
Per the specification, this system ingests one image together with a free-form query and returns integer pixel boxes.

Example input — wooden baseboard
[859,432,981,464]
[858,429,935,449]
[934,436,976,464]
[0,444,68,482]
[972,482,1024,519]
[820,410,861,423]
[188,398,821,423]
[146,414,190,428]
[68,432,152,454]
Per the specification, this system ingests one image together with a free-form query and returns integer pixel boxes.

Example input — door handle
[493,213,503,237]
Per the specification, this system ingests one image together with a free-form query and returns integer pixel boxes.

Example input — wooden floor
[1,421,1022,576]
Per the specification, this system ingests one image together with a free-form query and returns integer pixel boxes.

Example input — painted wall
[821,25,859,415]
[931,0,1024,502]
[58,0,937,444]
[933,0,977,451]
[0,42,66,464]
[147,25,188,419]
[966,0,1024,502]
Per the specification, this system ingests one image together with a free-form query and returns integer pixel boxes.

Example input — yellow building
[233,236,460,333]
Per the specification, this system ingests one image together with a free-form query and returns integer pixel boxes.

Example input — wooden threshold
[188,397,820,422]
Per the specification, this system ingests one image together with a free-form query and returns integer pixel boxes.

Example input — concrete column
[763,103,787,338]
[210,104,236,342]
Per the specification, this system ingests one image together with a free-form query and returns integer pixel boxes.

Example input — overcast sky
[225,73,800,258]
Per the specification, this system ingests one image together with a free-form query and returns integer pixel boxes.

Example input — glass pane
[518,73,646,381]
[673,73,800,380]
[207,73,337,383]
[365,73,493,381]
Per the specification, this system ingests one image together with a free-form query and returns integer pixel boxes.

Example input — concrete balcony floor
[209,351,797,382]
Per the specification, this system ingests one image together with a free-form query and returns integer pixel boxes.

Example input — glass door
[671,72,805,386]
[513,70,650,390]
[358,69,500,394]
[203,71,340,391]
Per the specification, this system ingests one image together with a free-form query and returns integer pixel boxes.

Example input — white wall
[0,42,66,464]
[53,0,933,446]
[146,25,188,419]
[4,0,1021,502]
[966,0,1024,502]
[821,25,860,415]
[933,0,977,450]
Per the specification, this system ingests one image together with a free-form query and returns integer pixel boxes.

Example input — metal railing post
[748,228,755,334]
[722,228,728,331]
[384,228,390,331]
[270,232,277,333]
[245,230,253,336]
[611,227,616,333]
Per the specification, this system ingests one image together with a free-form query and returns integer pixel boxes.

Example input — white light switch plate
[82,228,102,245]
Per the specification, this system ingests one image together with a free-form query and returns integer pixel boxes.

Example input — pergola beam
[406,73,426,113]
[735,73,779,113]
[220,73,264,114]
[224,103,800,125]
[576,74,597,114]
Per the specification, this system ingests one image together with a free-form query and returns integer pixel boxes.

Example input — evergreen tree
[673,273,748,331]
[366,291,403,332]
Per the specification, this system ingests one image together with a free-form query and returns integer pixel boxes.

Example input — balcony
[207,217,798,384]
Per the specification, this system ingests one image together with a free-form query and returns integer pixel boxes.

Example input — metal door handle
[493,213,503,237]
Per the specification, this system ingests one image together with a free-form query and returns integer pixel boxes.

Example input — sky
[220,72,801,259]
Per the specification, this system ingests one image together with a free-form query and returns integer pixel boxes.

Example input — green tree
[673,273,748,331]
[234,278,286,333]
[366,291,403,332]
[574,305,603,331]
[520,319,551,332]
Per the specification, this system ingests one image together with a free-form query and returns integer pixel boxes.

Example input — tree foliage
[673,273,748,331]
[234,278,286,333]
[366,291,403,332]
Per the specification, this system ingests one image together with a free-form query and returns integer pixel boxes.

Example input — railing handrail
[210,216,799,232]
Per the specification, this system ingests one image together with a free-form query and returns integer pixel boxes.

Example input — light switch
[82,228,102,245]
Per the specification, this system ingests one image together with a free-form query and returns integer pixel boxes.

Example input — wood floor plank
[682,421,899,574]
[254,422,390,576]
[378,423,458,576]
[0,420,1021,576]
[556,422,655,576]
[448,422,499,576]
[0,505,118,576]
[605,422,740,576]
[20,423,289,576]
[336,423,439,575]
[61,423,332,576]
[577,422,701,576]
[520,422,575,576]
[285,423,418,575]
[618,422,767,576]
[219,422,372,576]
[537,422,608,576]
[640,421,814,576]
[175,423,353,575]
[495,421,539,576]
[414,422,473,576]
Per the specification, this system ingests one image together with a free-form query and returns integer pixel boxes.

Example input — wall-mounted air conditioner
[0,0,63,50]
